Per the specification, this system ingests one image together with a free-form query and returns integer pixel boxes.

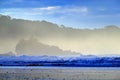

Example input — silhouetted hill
[0,52,15,56]
[0,14,120,55]
[0,15,120,39]
[15,37,80,56]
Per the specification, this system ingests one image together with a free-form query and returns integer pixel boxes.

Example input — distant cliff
[15,37,81,56]
[0,52,15,56]
[1,15,120,55]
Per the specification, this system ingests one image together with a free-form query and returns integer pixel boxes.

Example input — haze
[0,15,120,56]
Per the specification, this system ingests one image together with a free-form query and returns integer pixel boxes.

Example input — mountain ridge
[0,14,120,55]
[15,37,81,56]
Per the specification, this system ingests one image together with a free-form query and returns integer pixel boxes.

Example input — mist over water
[0,15,120,56]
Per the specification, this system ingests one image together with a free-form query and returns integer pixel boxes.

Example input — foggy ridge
[0,14,120,55]
[15,37,80,56]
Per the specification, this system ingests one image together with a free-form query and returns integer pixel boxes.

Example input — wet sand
[0,67,120,80]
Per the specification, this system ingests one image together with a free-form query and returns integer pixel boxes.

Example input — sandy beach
[0,67,120,80]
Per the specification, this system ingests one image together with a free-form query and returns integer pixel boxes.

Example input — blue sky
[0,0,120,29]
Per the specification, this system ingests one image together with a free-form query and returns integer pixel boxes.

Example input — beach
[0,67,120,80]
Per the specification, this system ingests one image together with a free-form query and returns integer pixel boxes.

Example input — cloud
[34,6,60,11]
[63,7,88,13]
[81,7,88,12]
[0,6,88,16]
[32,6,88,16]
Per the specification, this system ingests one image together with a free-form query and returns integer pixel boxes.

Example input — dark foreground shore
[0,67,120,80]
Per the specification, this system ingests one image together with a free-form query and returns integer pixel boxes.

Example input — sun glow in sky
[0,0,120,29]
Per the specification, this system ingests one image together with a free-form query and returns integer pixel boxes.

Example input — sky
[0,0,120,29]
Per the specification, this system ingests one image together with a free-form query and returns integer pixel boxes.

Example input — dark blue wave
[0,55,120,67]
